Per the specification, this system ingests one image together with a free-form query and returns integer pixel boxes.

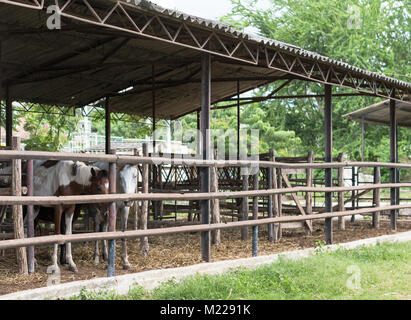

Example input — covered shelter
[344,97,411,129]
[0,0,411,254]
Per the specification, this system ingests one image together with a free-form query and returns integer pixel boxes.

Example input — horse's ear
[99,169,108,178]
[72,162,78,176]
[91,167,96,177]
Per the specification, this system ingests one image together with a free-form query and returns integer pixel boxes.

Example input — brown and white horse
[33,160,109,273]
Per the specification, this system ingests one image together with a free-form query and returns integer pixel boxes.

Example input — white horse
[90,163,138,270]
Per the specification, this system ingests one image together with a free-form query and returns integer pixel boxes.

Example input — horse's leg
[93,209,101,265]
[64,206,78,273]
[120,205,131,270]
[59,212,67,266]
[50,206,62,273]
[102,212,109,262]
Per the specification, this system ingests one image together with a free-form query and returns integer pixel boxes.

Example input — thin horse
[33,160,109,273]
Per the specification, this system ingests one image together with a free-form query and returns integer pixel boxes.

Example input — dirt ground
[0,219,410,296]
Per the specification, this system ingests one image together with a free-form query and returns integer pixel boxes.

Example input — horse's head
[89,167,110,213]
[119,165,138,207]
[90,167,109,195]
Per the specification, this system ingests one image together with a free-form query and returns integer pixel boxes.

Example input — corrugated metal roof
[343,96,411,128]
[131,0,410,89]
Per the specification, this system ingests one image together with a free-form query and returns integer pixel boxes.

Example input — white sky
[151,0,233,20]
[151,0,271,22]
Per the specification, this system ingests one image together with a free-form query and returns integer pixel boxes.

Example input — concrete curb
[1,231,410,300]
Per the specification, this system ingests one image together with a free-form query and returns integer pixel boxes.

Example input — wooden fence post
[306,151,314,219]
[140,143,149,256]
[12,137,28,274]
[241,170,249,241]
[252,170,259,257]
[267,149,274,242]
[210,151,221,245]
[107,149,117,277]
[26,159,35,273]
[373,156,381,228]
[337,153,345,230]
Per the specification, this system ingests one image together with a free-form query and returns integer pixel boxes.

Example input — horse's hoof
[123,264,131,270]
[94,259,100,266]
[69,265,78,273]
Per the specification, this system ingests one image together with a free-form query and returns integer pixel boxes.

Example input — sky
[151,0,271,23]
[150,0,234,20]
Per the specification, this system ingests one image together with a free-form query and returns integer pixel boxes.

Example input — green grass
[69,241,411,300]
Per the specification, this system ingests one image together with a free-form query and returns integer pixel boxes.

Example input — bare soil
[0,219,410,296]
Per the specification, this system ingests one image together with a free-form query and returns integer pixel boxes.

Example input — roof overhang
[0,0,410,119]
[343,97,411,128]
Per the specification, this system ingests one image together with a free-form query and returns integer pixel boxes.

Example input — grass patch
[69,241,411,300]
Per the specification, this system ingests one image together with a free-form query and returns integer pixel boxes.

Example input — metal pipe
[390,97,397,231]
[107,150,117,277]
[26,159,35,273]
[152,64,156,152]
[237,80,240,160]
[105,97,110,155]
[200,53,211,262]
[324,84,333,244]
[5,87,12,147]
[252,172,259,257]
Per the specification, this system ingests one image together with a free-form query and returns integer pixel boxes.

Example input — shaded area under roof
[343,97,411,128]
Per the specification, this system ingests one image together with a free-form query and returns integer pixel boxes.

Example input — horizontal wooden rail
[0,204,409,250]
[0,150,411,169]
[0,183,409,206]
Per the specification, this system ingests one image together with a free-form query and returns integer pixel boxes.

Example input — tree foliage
[20,106,78,151]
[215,0,410,162]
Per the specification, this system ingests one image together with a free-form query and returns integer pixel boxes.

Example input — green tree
[220,0,410,161]
[20,105,79,151]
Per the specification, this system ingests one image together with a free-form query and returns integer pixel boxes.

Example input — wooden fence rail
[1,149,409,277]
[1,150,411,169]
[0,183,409,206]
[0,204,409,251]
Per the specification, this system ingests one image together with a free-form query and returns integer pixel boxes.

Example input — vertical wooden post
[252,171,259,257]
[133,148,140,231]
[390,97,397,231]
[241,173,249,241]
[372,157,381,228]
[324,84,333,245]
[351,166,356,222]
[107,149,117,277]
[200,53,211,262]
[210,151,220,245]
[337,153,345,230]
[26,159,35,274]
[140,143,149,255]
[306,151,314,229]
[277,168,283,239]
[267,149,274,242]
[12,137,28,274]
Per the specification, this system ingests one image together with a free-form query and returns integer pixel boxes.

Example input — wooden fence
[0,145,410,277]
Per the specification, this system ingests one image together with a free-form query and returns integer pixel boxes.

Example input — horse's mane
[71,161,96,186]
